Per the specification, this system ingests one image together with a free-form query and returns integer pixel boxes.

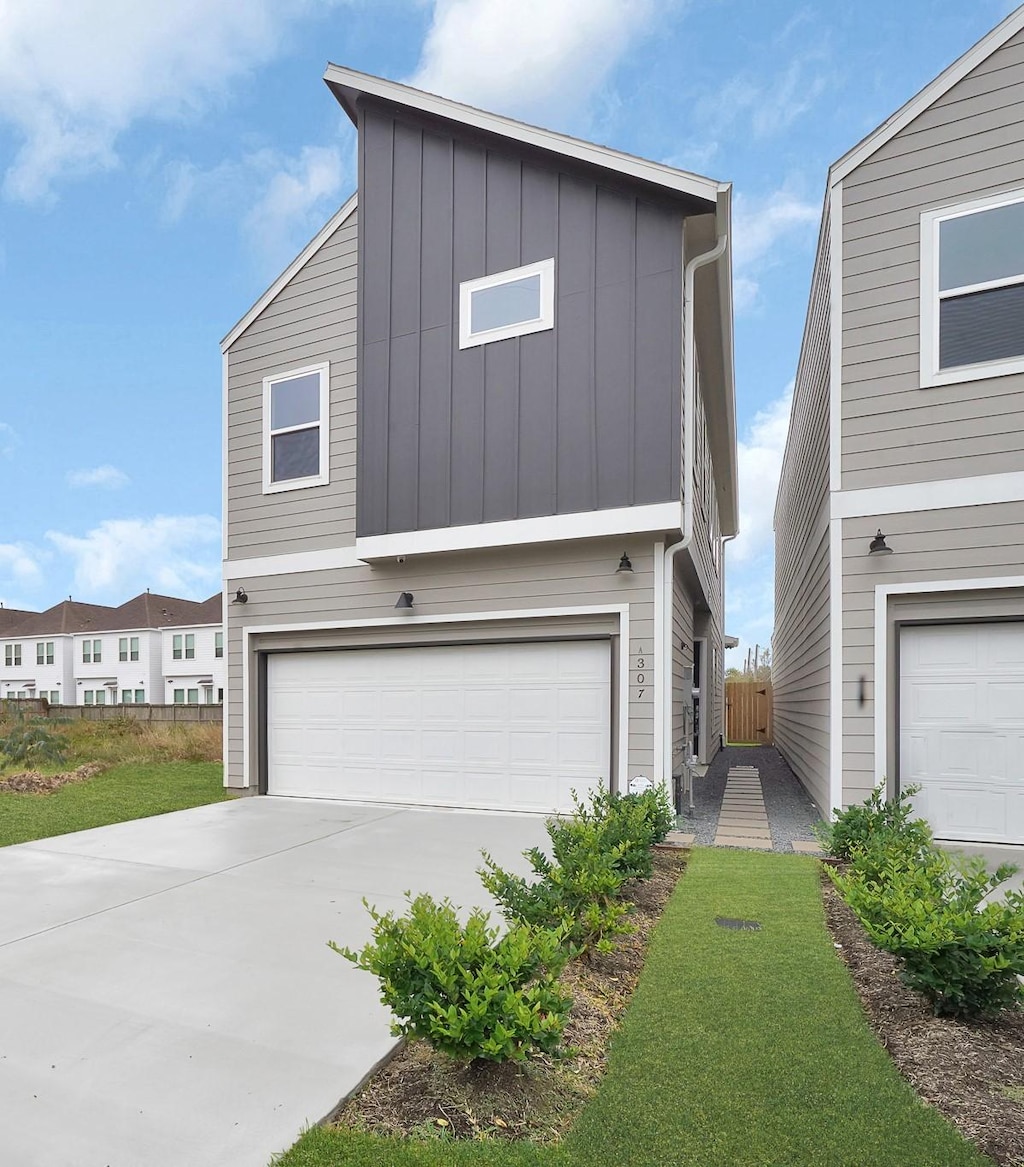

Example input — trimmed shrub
[332,894,572,1063]
[831,850,1024,1020]
[815,784,932,860]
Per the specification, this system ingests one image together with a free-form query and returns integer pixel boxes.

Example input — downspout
[658,225,728,800]
[720,530,739,755]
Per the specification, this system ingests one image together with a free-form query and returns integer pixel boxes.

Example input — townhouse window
[121,690,132,704]
[173,633,196,660]
[262,363,330,492]
[119,637,139,662]
[187,688,199,704]
[135,689,145,703]
[5,644,21,666]
[95,689,106,705]
[82,639,101,663]
[36,642,54,665]
[83,690,93,704]
[459,258,555,349]
[173,689,185,704]
[215,631,223,659]
[921,190,1024,386]
[217,688,224,704]
[48,691,60,703]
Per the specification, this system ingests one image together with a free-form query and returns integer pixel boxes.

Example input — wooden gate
[726,680,773,745]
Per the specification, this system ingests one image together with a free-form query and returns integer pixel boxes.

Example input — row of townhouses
[0,592,224,706]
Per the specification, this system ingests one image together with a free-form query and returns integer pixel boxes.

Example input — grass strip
[274,848,992,1167]
[0,761,229,847]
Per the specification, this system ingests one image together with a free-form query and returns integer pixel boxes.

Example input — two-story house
[221,67,738,812]
[774,7,1024,846]
[162,595,225,705]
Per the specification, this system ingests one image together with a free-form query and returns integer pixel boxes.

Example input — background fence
[0,699,222,724]
[725,680,773,745]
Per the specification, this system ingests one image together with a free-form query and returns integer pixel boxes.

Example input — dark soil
[821,875,1024,1166]
[326,849,688,1144]
[0,763,105,793]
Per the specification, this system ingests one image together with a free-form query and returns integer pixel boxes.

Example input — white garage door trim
[266,639,612,813]
[899,620,1024,844]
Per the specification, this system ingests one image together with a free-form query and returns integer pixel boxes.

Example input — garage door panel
[267,641,610,813]
[901,622,1024,844]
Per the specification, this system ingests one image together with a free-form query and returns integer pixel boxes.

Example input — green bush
[571,785,675,879]
[831,850,1024,1019]
[480,815,634,957]
[815,784,932,860]
[0,715,67,771]
[331,894,572,1063]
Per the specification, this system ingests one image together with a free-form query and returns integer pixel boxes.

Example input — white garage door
[900,622,1024,844]
[266,640,611,813]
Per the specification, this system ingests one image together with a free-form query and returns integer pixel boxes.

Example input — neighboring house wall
[161,625,225,703]
[773,207,832,813]
[356,102,684,536]
[226,206,358,559]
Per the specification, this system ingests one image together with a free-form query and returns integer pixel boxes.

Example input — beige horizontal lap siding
[773,196,831,810]
[839,500,1024,807]
[226,208,358,558]
[672,563,694,769]
[840,27,1024,491]
[224,537,659,788]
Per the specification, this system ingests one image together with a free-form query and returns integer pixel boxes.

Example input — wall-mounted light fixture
[868,530,893,556]
[615,553,633,574]
[394,591,414,609]
[232,586,249,604]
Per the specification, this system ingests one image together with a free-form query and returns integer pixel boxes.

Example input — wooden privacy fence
[0,699,222,724]
[725,680,773,745]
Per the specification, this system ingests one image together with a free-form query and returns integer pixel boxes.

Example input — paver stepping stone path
[714,765,773,849]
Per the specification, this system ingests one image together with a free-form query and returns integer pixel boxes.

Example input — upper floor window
[119,637,140,662]
[4,644,20,667]
[215,631,224,659]
[262,363,330,493]
[172,633,195,660]
[459,258,555,349]
[921,190,1024,387]
[36,642,54,665]
[82,639,101,663]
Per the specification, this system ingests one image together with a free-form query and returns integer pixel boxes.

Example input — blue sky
[0,0,1017,662]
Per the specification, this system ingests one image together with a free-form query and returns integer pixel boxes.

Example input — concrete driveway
[0,797,548,1167]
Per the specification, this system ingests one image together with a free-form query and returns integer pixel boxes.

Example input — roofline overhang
[323,63,727,212]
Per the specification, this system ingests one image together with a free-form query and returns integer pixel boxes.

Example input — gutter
[657,220,729,794]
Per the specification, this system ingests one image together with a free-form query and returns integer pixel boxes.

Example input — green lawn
[0,761,230,847]
[275,849,991,1167]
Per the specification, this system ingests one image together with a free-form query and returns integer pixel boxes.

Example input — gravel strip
[678,744,823,852]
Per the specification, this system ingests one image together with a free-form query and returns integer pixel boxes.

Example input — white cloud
[731,188,819,312]
[0,422,18,457]
[46,515,221,600]
[411,0,662,122]
[0,543,43,585]
[66,464,131,490]
[0,0,336,203]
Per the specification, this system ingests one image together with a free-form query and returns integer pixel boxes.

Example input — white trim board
[828,517,844,816]
[224,546,361,581]
[324,66,724,208]
[872,574,1024,790]
[239,603,631,792]
[354,502,684,560]
[221,194,357,351]
[832,470,1024,520]
[828,181,843,494]
[830,7,1024,184]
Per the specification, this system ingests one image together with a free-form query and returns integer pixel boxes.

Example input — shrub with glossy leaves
[831,850,1024,1020]
[331,894,572,1063]
[815,784,932,861]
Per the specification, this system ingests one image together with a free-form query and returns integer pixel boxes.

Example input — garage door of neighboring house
[266,640,611,813]
[900,622,1024,844]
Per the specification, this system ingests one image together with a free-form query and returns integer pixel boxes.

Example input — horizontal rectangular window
[263,363,330,493]
[921,190,1024,386]
[5,644,21,667]
[459,258,555,349]
[82,639,101,663]
[119,637,140,662]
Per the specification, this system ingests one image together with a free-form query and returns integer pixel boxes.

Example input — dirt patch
[822,875,1024,1166]
[327,850,687,1144]
[0,763,106,794]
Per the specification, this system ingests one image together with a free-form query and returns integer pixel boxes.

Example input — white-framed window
[262,362,330,493]
[119,637,139,662]
[203,686,214,704]
[83,691,93,704]
[217,688,224,704]
[187,687,199,704]
[173,689,185,704]
[459,258,555,349]
[172,633,196,661]
[5,644,21,666]
[36,642,54,665]
[215,631,223,659]
[121,689,133,704]
[83,689,105,705]
[135,689,145,703]
[82,639,101,663]
[920,189,1024,387]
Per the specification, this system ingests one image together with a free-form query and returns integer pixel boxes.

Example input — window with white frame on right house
[920,190,1024,387]
[262,363,330,492]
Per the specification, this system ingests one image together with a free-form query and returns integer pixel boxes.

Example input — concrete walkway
[713,765,773,849]
[0,798,547,1167]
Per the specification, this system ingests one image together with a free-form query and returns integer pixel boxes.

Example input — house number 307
[635,648,646,701]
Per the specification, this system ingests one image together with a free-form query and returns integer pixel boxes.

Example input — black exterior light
[868,530,893,556]
[394,591,414,609]
[232,586,249,604]
[616,553,634,573]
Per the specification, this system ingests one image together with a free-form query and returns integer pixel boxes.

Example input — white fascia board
[353,502,684,561]
[831,470,1024,520]
[828,181,843,493]
[830,7,1024,185]
[220,194,357,352]
[324,65,723,209]
[224,546,362,580]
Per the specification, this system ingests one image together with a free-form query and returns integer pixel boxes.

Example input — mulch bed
[821,874,1024,1165]
[326,848,688,1144]
[0,763,105,793]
